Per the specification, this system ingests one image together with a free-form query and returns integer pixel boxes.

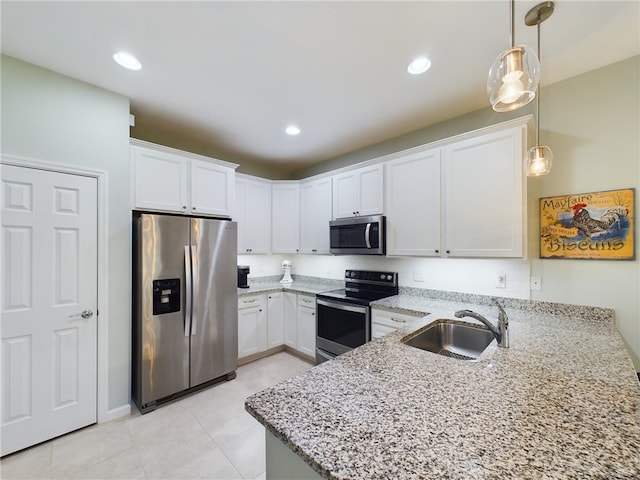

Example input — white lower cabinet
[371,309,425,339]
[267,292,285,349]
[238,291,316,362]
[296,294,316,358]
[238,294,267,359]
[283,291,298,348]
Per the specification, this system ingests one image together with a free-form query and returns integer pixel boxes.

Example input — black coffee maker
[237,265,250,288]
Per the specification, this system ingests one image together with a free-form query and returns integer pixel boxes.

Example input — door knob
[81,309,94,319]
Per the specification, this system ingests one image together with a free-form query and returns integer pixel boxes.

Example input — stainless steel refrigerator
[132,212,238,413]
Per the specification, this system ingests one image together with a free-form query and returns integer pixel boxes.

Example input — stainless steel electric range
[315,269,398,364]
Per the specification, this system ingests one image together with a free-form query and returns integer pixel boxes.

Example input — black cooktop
[316,269,399,305]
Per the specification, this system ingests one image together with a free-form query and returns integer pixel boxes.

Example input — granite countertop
[245,296,640,479]
[237,275,342,297]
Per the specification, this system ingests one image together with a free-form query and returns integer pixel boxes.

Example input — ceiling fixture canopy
[487,0,540,112]
[524,1,554,177]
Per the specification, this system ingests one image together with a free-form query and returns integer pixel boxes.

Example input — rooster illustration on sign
[571,203,627,238]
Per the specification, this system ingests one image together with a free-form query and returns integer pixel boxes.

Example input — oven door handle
[317,298,368,314]
[364,222,372,249]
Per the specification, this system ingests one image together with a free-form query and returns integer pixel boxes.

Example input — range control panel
[345,270,398,286]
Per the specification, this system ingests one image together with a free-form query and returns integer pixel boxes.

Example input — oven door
[316,297,370,363]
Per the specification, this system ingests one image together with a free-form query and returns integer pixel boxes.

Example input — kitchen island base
[266,430,321,480]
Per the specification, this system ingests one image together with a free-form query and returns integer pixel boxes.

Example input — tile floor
[0,352,312,480]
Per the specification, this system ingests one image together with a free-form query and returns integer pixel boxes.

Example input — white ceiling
[2,1,638,172]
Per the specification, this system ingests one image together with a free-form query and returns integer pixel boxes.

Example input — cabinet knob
[192,207,196,211]
[182,205,187,210]
[435,249,439,254]
[446,250,451,254]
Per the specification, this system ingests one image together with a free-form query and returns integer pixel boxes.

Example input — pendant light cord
[535,22,541,145]
[509,0,515,48]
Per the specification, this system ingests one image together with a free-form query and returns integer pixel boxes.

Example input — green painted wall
[1,55,133,413]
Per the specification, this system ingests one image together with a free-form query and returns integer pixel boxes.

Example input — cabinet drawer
[238,295,265,310]
[371,309,422,329]
[297,294,315,308]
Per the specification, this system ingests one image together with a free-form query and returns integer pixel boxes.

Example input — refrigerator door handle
[184,245,192,337]
[190,244,198,336]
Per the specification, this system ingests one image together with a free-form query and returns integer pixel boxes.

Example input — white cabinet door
[443,126,525,257]
[267,292,284,349]
[356,164,384,217]
[238,295,267,359]
[283,292,297,349]
[332,165,383,219]
[299,178,332,254]
[332,171,357,219]
[272,182,300,254]
[235,176,271,254]
[133,146,189,213]
[385,149,441,256]
[296,295,316,358]
[191,160,234,217]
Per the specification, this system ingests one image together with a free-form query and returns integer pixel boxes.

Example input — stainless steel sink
[402,319,495,361]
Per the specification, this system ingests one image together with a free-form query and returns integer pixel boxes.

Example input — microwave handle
[365,223,372,249]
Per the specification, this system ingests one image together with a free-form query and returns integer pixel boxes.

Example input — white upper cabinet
[332,164,383,219]
[132,146,189,213]
[299,177,332,254]
[131,141,236,217]
[235,175,271,254]
[385,149,441,256]
[443,125,525,258]
[384,120,528,258]
[271,182,300,254]
[190,160,235,217]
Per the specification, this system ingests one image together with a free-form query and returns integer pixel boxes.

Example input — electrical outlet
[530,276,542,291]
[496,271,506,289]
[413,269,425,282]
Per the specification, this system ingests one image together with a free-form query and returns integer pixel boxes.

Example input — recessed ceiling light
[407,56,431,75]
[113,51,142,71]
[285,125,301,136]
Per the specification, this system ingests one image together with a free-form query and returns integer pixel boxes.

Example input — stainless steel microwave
[329,215,386,255]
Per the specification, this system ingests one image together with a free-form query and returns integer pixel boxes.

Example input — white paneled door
[1,164,98,456]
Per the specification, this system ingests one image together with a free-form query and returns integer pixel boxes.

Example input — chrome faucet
[454,299,509,348]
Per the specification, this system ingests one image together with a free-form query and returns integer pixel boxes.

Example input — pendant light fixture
[487,0,540,112]
[524,1,554,176]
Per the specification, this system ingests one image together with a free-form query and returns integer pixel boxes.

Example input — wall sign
[540,188,635,260]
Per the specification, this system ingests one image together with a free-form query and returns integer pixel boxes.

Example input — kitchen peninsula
[245,293,640,479]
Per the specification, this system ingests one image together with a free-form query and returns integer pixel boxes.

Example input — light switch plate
[496,271,506,289]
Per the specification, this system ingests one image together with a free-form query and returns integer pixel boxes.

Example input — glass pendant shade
[488,45,540,112]
[525,145,553,176]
